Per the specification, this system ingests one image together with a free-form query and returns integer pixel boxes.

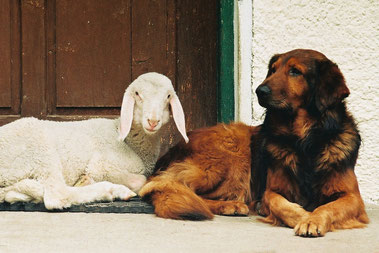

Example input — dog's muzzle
[256,85,271,107]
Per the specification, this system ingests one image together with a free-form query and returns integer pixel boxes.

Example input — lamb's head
[119,72,189,143]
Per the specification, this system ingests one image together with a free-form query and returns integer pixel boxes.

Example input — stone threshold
[0,197,154,214]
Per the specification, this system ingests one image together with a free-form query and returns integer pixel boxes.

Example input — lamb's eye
[135,91,142,100]
[289,67,302,76]
[167,94,171,99]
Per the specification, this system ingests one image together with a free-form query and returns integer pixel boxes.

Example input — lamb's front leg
[3,179,44,203]
[68,181,136,205]
[43,179,136,210]
[74,171,146,193]
[103,171,146,193]
[81,153,147,193]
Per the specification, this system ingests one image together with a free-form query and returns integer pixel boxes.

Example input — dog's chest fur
[263,108,360,210]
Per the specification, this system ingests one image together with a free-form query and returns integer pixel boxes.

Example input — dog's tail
[139,179,213,220]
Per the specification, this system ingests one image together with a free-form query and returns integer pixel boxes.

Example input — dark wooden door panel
[21,0,47,117]
[131,0,175,81]
[55,0,132,108]
[51,0,176,114]
[176,0,218,131]
[158,0,219,151]
[0,0,21,124]
[0,0,12,107]
[0,0,219,151]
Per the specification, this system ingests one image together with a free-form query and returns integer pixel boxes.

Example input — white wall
[236,0,379,204]
[235,0,252,125]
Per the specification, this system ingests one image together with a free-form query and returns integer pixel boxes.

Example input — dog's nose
[256,85,271,98]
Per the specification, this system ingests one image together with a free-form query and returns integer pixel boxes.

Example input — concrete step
[0,197,154,214]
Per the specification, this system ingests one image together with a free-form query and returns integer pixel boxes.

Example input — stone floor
[0,203,377,253]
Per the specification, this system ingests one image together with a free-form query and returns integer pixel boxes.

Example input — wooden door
[0,0,218,150]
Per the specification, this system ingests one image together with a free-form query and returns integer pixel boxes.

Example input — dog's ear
[314,59,350,112]
[265,54,280,78]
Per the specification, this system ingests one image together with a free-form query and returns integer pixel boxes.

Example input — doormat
[0,197,154,214]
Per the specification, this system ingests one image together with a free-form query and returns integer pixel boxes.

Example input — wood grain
[55,0,132,108]
[0,0,21,116]
[176,0,219,131]
[0,0,12,107]
[131,0,171,79]
[21,0,46,117]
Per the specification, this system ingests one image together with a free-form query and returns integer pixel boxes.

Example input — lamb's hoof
[110,184,137,201]
[74,174,95,187]
[128,174,147,193]
[4,191,33,203]
[44,197,69,210]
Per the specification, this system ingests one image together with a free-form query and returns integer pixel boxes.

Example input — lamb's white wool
[0,72,188,209]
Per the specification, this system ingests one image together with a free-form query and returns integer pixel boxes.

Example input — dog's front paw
[218,201,249,216]
[294,214,330,237]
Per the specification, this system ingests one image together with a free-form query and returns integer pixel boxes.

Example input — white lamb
[0,72,188,209]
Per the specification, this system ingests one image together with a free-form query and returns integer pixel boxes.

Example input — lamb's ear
[170,94,189,143]
[119,91,135,141]
[315,60,350,112]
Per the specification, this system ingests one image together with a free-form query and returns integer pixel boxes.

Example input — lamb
[0,72,188,210]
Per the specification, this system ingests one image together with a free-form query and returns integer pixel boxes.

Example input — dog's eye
[289,67,302,76]
[271,67,276,73]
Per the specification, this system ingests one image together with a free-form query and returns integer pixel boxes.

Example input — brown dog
[255,49,369,237]
[139,49,368,237]
[139,123,260,220]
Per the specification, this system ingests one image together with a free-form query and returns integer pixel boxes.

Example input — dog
[139,49,369,237]
[255,49,369,237]
[139,123,260,220]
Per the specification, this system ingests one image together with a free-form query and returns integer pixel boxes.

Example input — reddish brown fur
[140,49,368,238]
[256,49,369,237]
[139,123,259,220]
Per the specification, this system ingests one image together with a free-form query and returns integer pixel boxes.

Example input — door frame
[218,0,235,123]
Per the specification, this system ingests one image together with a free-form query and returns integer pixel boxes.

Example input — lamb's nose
[256,85,271,98]
[148,119,159,128]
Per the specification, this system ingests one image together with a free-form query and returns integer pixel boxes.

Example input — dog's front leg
[260,168,310,227]
[261,189,310,227]
[294,169,369,237]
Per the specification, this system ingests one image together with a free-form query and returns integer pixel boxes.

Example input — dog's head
[256,49,350,114]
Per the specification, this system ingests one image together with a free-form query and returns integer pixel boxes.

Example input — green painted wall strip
[218,0,235,123]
